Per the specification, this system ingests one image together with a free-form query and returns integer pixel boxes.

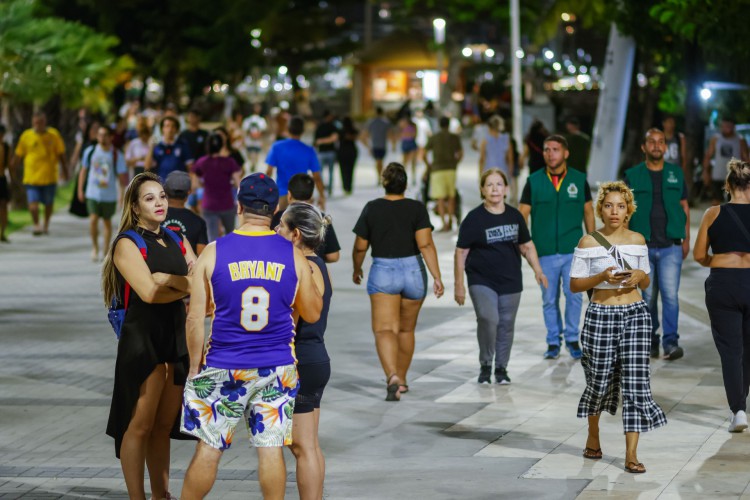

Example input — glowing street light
[700,88,712,100]
[544,49,555,60]
[485,48,495,58]
[462,47,473,57]
[433,18,446,106]
[279,66,288,75]
[251,29,261,38]
[433,18,446,43]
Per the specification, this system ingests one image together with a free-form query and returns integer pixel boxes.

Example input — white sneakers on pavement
[728,410,748,433]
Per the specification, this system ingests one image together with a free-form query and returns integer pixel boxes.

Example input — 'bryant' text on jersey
[228,260,286,282]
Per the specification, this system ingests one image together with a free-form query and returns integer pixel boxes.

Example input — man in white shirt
[242,103,268,173]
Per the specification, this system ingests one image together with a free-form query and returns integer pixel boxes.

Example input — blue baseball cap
[237,173,279,214]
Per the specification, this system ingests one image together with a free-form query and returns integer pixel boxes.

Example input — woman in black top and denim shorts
[694,158,750,433]
[353,162,444,401]
[276,202,332,499]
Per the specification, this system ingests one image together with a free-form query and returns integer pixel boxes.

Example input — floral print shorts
[181,364,298,449]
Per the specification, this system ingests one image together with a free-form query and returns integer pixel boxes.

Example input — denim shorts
[367,255,427,300]
[25,184,56,205]
[401,139,418,153]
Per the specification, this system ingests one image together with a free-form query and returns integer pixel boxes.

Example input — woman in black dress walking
[102,172,198,499]
[338,116,359,195]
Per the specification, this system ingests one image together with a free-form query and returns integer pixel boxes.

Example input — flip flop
[385,374,401,402]
[625,461,646,473]
[582,447,602,460]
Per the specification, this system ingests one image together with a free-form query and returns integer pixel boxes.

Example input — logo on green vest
[667,170,679,184]
[567,183,578,198]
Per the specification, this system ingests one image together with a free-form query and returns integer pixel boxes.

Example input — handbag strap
[588,231,632,270]
[724,204,750,246]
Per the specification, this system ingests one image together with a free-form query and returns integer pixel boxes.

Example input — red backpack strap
[163,227,186,255]
[117,229,148,309]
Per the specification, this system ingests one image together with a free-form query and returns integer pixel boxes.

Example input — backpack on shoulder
[107,227,185,338]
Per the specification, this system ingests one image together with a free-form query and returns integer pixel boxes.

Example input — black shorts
[294,362,330,414]
[0,176,8,202]
[372,147,386,160]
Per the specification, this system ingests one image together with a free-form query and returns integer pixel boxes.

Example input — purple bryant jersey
[206,230,299,369]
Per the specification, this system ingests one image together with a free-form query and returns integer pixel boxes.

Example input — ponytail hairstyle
[101,172,163,305]
[726,158,750,193]
[281,202,330,251]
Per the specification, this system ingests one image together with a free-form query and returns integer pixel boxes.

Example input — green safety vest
[528,168,588,257]
[624,162,686,241]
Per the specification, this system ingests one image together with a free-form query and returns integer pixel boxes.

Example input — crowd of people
[2,101,749,497]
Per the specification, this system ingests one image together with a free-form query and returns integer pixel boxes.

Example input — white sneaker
[728,410,748,433]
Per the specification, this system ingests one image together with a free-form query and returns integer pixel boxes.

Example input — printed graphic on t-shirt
[163,218,187,235]
[720,143,736,158]
[486,224,519,244]
[92,156,111,188]
[666,142,679,161]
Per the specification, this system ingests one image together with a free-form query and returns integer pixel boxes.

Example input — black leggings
[705,268,750,413]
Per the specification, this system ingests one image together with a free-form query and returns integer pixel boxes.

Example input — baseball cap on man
[237,173,279,214]
[164,171,191,198]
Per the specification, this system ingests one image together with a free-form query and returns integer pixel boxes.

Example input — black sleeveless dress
[106,227,191,458]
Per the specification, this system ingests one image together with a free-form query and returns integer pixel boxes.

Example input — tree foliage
[40,0,358,100]
[0,0,133,111]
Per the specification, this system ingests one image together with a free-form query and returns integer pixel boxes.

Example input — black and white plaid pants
[577,301,667,433]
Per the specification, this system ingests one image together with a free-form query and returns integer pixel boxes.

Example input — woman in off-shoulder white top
[569,181,666,475]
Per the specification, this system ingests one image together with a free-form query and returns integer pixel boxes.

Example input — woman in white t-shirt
[569,181,666,474]
[125,119,152,178]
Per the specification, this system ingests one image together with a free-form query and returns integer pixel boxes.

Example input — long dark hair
[101,172,163,305]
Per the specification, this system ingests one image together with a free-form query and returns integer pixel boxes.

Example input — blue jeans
[318,151,337,196]
[539,253,582,346]
[642,244,683,349]
[203,209,236,243]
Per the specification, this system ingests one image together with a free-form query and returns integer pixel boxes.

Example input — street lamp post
[433,18,446,109]
[509,0,523,158]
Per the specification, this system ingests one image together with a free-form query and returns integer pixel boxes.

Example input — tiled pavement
[1,144,749,499]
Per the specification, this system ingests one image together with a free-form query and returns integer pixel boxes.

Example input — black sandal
[386,375,400,401]
[625,461,646,473]
[582,447,603,460]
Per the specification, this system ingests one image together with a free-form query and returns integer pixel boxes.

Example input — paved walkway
[1,143,749,499]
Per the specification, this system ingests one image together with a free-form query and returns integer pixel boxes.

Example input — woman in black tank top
[101,173,198,498]
[277,202,332,500]
[694,159,750,433]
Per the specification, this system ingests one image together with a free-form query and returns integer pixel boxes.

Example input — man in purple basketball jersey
[180,173,322,500]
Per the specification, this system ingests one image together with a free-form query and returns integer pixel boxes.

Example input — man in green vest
[520,135,595,360]
[625,128,690,361]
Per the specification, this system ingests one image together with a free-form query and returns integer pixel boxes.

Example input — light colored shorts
[367,255,427,300]
[430,170,457,199]
[181,364,298,449]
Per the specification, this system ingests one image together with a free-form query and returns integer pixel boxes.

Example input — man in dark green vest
[624,128,690,361]
[520,135,595,360]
